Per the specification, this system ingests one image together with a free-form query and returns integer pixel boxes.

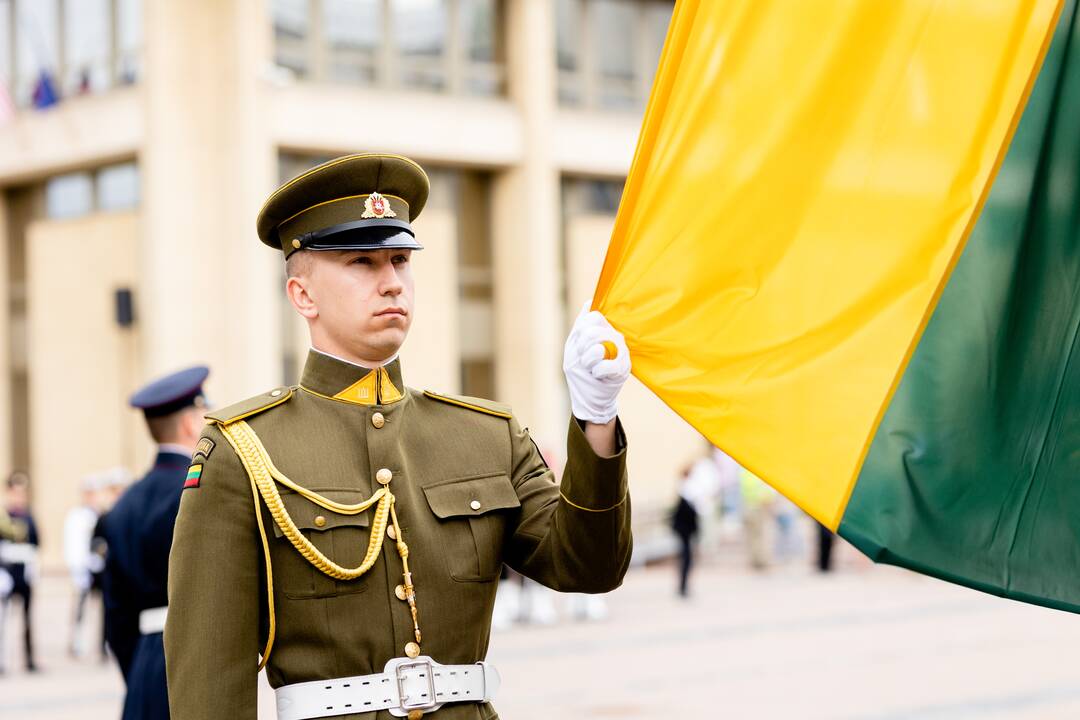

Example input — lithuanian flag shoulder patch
[184,464,203,489]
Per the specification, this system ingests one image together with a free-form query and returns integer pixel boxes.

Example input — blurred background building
[0,0,704,568]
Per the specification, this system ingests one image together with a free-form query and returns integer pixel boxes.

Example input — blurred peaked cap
[257,153,430,258]
[129,365,210,418]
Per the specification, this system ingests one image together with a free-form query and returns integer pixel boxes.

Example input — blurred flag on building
[594,0,1080,611]
[31,69,59,110]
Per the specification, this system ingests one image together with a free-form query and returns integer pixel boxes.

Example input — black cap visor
[295,220,424,255]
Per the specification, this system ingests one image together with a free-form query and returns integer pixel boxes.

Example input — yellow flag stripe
[593,0,1064,529]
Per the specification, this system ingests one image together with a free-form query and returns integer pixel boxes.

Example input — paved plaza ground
[3,547,1080,719]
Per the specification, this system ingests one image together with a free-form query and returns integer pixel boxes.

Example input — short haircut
[6,471,29,489]
[146,408,192,444]
[285,250,313,278]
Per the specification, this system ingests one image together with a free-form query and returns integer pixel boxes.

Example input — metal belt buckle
[394,658,437,714]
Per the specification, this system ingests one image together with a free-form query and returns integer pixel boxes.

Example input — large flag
[594,0,1079,610]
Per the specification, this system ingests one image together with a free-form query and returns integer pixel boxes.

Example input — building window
[45,171,93,220]
[271,0,505,97]
[323,0,380,84]
[460,0,502,95]
[1,0,142,109]
[96,162,139,211]
[0,1,11,97]
[273,0,310,79]
[64,0,111,95]
[562,177,624,217]
[454,171,494,399]
[14,0,59,107]
[557,0,672,111]
[44,161,139,220]
[115,0,143,85]
[556,0,584,105]
[393,0,447,90]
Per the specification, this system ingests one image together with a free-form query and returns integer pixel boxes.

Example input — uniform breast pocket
[270,489,373,599]
[422,473,521,583]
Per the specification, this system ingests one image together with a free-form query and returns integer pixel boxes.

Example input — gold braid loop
[220,420,393,581]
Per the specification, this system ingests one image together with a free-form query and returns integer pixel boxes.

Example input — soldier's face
[290,249,415,363]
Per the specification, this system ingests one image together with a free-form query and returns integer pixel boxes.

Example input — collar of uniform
[299,349,405,406]
[156,446,193,467]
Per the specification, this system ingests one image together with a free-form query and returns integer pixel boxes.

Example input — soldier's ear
[286,275,319,320]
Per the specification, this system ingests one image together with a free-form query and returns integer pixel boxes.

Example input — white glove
[563,304,631,424]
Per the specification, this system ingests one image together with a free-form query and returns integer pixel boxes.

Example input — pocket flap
[422,473,521,520]
[271,489,373,538]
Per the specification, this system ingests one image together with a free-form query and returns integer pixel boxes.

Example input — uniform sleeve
[101,515,139,681]
[165,424,262,720]
[503,415,632,593]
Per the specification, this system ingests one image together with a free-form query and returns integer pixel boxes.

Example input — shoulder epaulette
[205,387,294,425]
[422,390,512,420]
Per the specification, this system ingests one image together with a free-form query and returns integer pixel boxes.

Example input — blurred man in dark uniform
[99,366,209,719]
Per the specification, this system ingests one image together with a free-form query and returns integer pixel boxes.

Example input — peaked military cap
[129,366,209,418]
[257,153,429,258]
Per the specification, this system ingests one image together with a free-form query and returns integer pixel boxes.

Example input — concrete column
[141,0,279,401]
[491,0,565,446]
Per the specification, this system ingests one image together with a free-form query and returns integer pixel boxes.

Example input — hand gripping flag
[594,0,1080,611]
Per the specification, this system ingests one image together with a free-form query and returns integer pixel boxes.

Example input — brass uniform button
[404,641,420,658]
[376,468,392,484]
[387,524,397,541]
[408,711,424,720]
[395,584,407,601]
[371,412,385,429]
[313,515,326,528]
[291,238,301,249]
[470,500,482,511]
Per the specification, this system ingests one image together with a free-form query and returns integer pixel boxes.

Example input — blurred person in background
[0,503,14,673]
[681,441,723,521]
[0,471,40,673]
[773,497,804,563]
[671,463,700,598]
[712,447,742,537]
[67,468,131,660]
[816,521,836,573]
[66,473,103,658]
[739,467,776,571]
[99,367,210,720]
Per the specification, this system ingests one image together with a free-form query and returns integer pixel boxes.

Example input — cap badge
[362,192,397,219]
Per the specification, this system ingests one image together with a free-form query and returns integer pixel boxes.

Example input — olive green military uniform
[0,507,13,540]
[165,351,631,719]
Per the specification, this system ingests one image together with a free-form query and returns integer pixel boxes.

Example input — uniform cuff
[560,416,628,512]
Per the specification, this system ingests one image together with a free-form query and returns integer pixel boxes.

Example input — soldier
[99,366,210,719]
[165,154,633,719]
[1,471,40,674]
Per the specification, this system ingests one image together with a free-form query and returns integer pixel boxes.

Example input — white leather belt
[275,656,501,719]
[0,542,36,565]
[139,606,168,634]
